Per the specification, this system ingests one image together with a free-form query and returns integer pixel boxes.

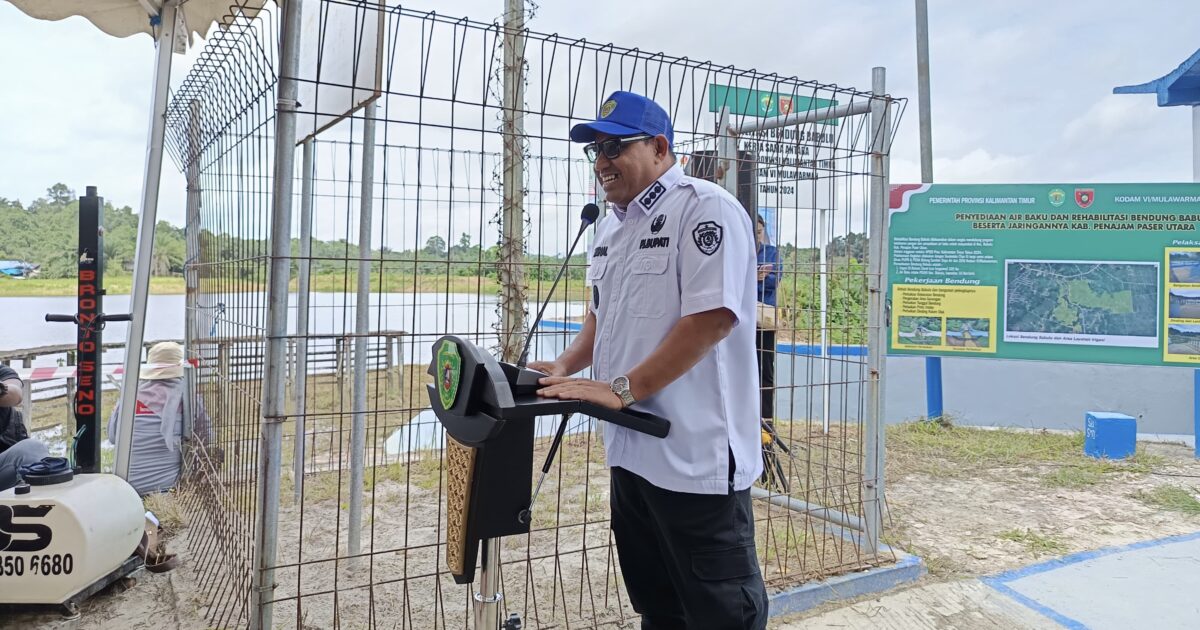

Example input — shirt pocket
[588,258,608,311]
[628,253,672,319]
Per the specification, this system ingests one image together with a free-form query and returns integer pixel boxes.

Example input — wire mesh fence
[164,2,903,627]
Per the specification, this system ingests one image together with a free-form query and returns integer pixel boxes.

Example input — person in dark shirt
[755,214,790,491]
[755,214,780,421]
[0,364,50,490]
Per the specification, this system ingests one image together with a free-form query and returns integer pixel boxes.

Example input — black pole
[46,187,132,472]
[47,187,133,473]
[74,186,104,472]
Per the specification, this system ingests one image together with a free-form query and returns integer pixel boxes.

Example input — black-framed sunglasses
[583,134,651,162]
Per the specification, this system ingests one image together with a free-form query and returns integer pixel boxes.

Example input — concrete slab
[771,579,1060,629]
[984,531,1200,630]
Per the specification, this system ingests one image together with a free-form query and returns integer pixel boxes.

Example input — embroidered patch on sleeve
[692,221,723,255]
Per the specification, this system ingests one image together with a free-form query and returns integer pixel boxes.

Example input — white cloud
[1,0,1198,231]
[934,149,1029,183]
[1063,95,1155,143]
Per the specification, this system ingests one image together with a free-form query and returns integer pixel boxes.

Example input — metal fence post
[250,0,304,625]
[184,100,202,456]
[294,138,315,501]
[864,67,891,555]
[349,100,378,560]
[216,342,229,439]
[338,336,348,397]
[385,334,396,393]
[21,357,33,429]
[497,0,528,365]
[114,0,180,481]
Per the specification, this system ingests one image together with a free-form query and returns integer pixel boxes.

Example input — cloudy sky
[0,0,1196,229]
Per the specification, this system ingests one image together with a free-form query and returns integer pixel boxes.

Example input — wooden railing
[1,331,407,427]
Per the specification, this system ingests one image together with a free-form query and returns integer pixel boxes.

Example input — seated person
[0,363,50,491]
[108,342,211,495]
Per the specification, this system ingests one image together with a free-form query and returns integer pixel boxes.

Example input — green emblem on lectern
[437,340,463,409]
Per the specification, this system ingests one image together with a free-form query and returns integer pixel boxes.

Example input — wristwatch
[610,375,635,408]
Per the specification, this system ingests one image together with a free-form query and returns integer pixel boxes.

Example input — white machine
[0,186,151,617]
[0,471,145,615]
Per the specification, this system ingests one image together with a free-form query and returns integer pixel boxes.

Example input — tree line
[0,184,186,278]
[2,185,868,290]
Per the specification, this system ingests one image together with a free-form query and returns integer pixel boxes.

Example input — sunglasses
[583,134,652,162]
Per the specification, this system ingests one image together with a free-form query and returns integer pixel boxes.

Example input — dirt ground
[881,430,1200,578]
[771,426,1200,627]
[7,424,1200,629]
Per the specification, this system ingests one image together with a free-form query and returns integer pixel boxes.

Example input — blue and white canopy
[1114,48,1200,107]
[6,0,266,42]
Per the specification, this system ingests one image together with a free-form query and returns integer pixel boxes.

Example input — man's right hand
[527,360,567,377]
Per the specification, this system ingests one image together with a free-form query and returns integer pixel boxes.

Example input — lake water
[0,292,587,366]
[8,291,877,455]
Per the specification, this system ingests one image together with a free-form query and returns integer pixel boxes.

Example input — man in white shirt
[532,90,768,629]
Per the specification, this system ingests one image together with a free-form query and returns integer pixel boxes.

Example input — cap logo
[599,100,618,118]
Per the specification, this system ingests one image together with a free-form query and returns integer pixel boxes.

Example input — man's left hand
[537,376,623,410]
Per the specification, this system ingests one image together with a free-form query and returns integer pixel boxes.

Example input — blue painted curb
[539,321,868,357]
[768,551,926,618]
[983,530,1200,630]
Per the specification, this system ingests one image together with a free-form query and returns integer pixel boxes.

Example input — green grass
[305,271,590,302]
[0,272,590,302]
[1042,457,1158,489]
[1042,465,1105,488]
[889,421,1085,468]
[887,421,1162,484]
[287,455,444,505]
[0,275,186,296]
[1135,485,1200,515]
[997,528,1068,557]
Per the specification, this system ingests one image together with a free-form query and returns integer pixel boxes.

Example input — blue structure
[1115,50,1200,457]
[1084,412,1137,460]
[1114,47,1200,182]
[1114,48,1200,107]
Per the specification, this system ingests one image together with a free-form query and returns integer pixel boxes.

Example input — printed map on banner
[888,183,1200,367]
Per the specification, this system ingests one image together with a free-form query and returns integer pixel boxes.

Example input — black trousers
[756,328,776,419]
[610,465,769,630]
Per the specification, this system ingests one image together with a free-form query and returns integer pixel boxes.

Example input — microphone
[516,202,601,368]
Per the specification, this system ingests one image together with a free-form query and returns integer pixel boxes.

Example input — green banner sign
[708,85,837,124]
[888,183,1200,367]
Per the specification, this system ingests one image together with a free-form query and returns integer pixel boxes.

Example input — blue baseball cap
[570,91,674,147]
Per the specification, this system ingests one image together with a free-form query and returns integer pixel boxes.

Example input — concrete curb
[768,550,926,618]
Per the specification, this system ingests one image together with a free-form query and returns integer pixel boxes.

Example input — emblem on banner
[1074,188,1095,209]
[438,340,462,409]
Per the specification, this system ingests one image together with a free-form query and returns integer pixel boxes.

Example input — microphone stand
[513,204,599,526]
[515,203,599,367]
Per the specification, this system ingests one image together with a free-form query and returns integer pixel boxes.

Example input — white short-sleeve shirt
[589,164,763,494]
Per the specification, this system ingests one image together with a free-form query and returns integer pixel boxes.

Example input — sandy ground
[880,441,1200,578]
[8,431,1200,629]
[770,438,1200,628]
